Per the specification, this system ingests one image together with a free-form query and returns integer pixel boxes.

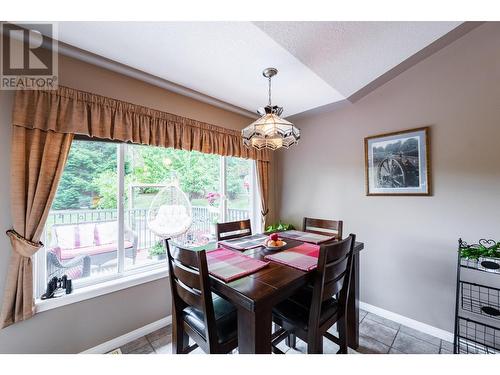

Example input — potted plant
[149,242,166,261]
[265,222,295,233]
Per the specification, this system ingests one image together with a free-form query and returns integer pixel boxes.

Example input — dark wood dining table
[209,237,365,354]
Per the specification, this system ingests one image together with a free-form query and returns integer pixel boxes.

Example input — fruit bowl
[263,240,287,251]
[263,233,286,250]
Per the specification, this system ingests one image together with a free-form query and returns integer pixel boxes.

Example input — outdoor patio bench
[48,221,138,275]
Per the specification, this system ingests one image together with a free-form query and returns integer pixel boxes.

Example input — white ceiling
[52,21,461,116]
[254,21,462,97]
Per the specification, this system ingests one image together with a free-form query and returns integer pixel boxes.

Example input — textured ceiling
[254,21,461,97]
[52,21,462,116]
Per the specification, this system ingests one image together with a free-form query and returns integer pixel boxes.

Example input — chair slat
[175,279,204,310]
[322,274,346,301]
[171,260,202,290]
[323,257,348,284]
[169,244,200,268]
[303,217,343,240]
[216,219,252,241]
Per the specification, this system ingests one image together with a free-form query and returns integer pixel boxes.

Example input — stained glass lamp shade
[242,68,300,150]
[242,110,300,150]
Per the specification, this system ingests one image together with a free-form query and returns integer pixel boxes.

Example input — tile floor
[117,309,453,354]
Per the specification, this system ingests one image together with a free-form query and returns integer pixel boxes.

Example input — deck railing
[44,206,249,250]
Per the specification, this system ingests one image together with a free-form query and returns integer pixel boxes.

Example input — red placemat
[264,243,320,271]
[278,230,335,244]
[206,248,269,282]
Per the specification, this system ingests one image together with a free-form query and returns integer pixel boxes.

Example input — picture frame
[364,127,431,196]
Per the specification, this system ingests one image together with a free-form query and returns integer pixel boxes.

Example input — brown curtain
[0,127,73,329]
[256,160,270,229]
[12,86,269,162]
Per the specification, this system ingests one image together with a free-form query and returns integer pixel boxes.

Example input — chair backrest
[165,240,218,348]
[303,217,343,241]
[308,234,356,330]
[216,219,252,242]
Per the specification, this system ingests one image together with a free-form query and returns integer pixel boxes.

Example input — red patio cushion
[60,240,134,260]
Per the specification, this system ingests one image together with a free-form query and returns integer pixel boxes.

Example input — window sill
[35,266,169,314]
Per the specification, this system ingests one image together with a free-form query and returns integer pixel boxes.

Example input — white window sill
[35,265,169,314]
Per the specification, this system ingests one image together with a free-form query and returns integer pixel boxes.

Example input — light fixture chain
[268,76,272,106]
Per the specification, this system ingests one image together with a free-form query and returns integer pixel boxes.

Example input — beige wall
[58,55,252,131]
[0,53,258,353]
[278,22,500,332]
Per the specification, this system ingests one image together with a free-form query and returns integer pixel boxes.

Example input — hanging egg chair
[147,178,192,239]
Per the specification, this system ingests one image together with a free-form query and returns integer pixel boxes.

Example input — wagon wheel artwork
[376,157,406,188]
[376,153,420,188]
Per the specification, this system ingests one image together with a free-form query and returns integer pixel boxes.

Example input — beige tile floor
[117,309,453,354]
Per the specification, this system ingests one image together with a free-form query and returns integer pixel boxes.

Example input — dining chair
[271,234,356,354]
[216,219,252,242]
[165,240,239,354]
[303,217,343,241]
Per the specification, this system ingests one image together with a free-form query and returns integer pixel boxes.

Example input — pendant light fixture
[242,68,300,150]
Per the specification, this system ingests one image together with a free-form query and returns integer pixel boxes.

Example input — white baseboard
[81,315,172,354]
[360,301,454,343]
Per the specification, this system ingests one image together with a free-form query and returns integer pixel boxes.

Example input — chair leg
[173,316,190,354]
[337,317,348,354]
[307,334,323,354]
[286,333,297,349]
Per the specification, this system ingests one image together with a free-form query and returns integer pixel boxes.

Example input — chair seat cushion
[272,286,339,331]
[60,240,134,260]
[182,294,237,344]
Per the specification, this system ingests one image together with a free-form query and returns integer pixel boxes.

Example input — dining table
[208,236,365,354]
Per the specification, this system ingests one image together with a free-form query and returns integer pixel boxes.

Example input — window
[35,140,261,299]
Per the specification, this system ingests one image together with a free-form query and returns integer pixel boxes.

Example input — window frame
[34,140,261,305]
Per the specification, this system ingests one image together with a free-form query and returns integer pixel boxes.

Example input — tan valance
[12,86,270,162]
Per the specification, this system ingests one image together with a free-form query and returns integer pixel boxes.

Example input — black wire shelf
[455,317,500,354]
[461,281,500,321]
[459,238,500,275]
[460,257,500,274]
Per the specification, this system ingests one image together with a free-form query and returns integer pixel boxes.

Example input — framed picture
[364,127,431,196]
